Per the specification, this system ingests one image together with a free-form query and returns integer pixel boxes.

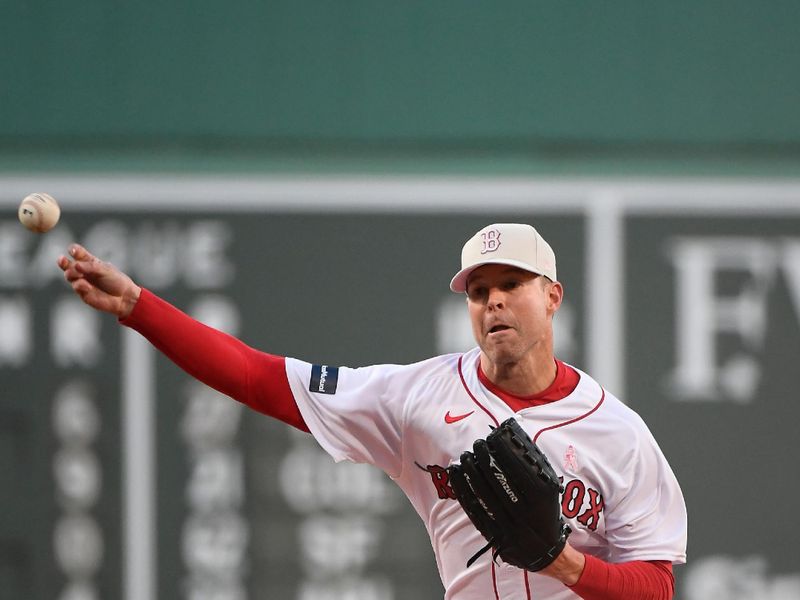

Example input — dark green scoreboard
[1,176,799,600]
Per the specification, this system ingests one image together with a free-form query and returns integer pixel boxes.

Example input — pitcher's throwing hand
[57,243,141,318]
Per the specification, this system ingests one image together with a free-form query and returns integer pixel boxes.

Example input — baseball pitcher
[58,222,687,599]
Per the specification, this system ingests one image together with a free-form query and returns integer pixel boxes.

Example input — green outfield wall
[2,1,800,174]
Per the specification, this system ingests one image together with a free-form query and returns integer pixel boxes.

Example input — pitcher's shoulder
[570,369,655,434]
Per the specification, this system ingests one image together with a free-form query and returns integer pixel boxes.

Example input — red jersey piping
[533,389,606,443]
[458,355,500,428]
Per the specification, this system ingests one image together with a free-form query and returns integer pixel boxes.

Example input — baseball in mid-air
[18,192,61,233]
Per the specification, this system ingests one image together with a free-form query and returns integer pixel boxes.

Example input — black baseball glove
[447,417,571,571]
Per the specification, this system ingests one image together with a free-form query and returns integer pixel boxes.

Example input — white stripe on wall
[587,191,625,398]
[1,175,799,213]
[121,330,156,600]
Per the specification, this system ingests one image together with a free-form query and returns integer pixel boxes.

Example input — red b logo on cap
[480,229,501,254]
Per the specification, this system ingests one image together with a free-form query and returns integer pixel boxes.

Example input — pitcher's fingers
[57,255,71,271]
[72,279,92,295]
[68,243,96,262]
[74,259,105,276]
[63,265,84,283]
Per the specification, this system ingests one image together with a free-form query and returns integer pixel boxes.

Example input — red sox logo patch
[417,462,605,531]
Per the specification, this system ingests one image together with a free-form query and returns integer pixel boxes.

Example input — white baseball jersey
[286,347,687,600]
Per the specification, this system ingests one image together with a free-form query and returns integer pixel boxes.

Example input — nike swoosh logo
[445,410,475,424]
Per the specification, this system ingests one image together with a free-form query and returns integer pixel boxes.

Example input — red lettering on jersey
[416,462,456,500]
[415,464,605,529]
[561,479,586,519]
[559,477,605,532]
[577,488,605,531]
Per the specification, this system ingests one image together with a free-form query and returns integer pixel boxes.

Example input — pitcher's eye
[467,286,487,302]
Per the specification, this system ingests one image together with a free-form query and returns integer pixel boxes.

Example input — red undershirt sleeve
[120,288,308,432]
[569,554,675,600]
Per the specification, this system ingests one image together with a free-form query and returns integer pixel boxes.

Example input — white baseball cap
[450,223,557,292]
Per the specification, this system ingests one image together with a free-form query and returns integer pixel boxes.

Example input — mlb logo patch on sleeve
[310,365,339,394]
